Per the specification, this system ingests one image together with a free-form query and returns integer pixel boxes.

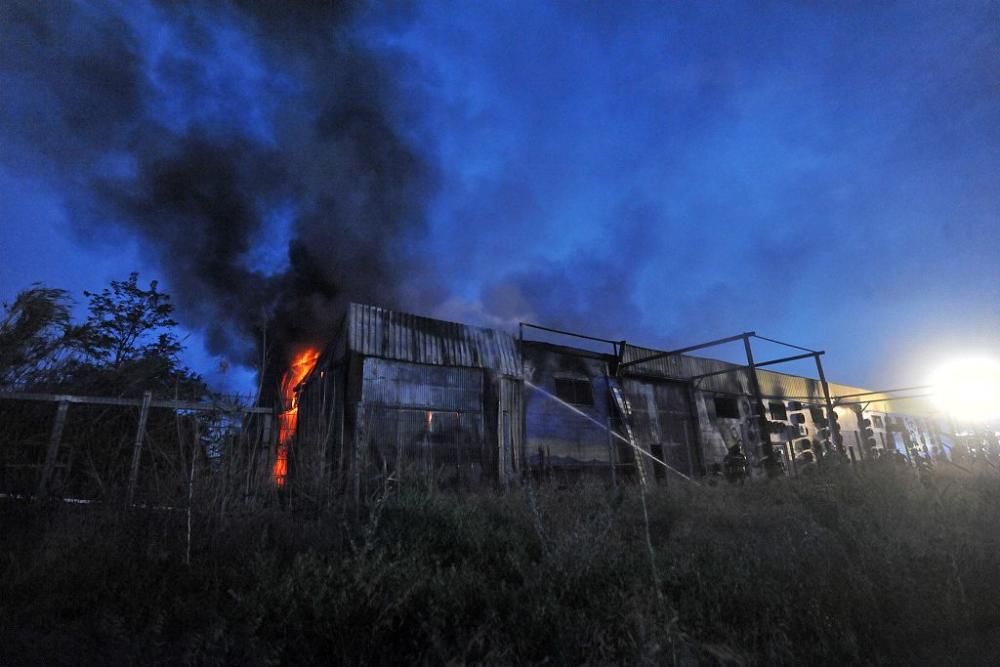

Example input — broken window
[768,401,788,420]
[713,396,740,419]
[554,378,594,407]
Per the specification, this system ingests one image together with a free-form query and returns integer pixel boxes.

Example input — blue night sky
[1,1,998,393]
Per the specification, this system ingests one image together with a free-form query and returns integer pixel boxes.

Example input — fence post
[127,391,153,505]
[254,412,274,496]
[37,400,70,498]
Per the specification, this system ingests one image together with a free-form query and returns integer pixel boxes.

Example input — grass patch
[2,467,1000,665]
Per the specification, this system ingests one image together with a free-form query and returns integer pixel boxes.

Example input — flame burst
[274,347,320,487]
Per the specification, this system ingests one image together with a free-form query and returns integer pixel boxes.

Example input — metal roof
[347,303,522,376]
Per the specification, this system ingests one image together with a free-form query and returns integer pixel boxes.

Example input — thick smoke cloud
[410,1,1000,385]
[0,0,440,376]
[3,1,999,393]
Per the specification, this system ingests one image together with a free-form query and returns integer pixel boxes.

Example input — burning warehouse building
[287,303,951,496]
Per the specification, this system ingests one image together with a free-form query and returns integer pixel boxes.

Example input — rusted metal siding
[347,303,521,376]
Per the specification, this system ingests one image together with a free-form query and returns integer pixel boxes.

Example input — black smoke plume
[0,0,440,389]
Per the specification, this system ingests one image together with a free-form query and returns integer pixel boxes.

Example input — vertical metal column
[519,323,527,484]
[814,353,844,458]
[743,335,780,476]
[604,364,617,486]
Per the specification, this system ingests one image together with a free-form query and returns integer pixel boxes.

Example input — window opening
[714,396,740,419]
[554,378,594,407]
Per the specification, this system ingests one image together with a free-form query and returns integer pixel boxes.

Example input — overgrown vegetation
[0,273,205,396]
[3,466,999,665]
[0,275,227,501]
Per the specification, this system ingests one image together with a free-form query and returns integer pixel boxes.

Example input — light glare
[928,357,1000,422]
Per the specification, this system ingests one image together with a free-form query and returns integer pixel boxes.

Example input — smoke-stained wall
[293,304,965,490]
[521,343,615,475]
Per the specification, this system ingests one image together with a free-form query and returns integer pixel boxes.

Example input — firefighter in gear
[723,444,749,484]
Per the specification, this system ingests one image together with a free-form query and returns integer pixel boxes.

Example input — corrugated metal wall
[362,358,483,411]
[522,344,615,472]
[294,365,343,492]
[295,304,948,491]
[620,378,699,479]
[497,376,523,486]
[348,303,521,376]
[356,358,487,488]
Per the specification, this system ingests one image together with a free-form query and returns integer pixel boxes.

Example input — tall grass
[2,466,1000,665]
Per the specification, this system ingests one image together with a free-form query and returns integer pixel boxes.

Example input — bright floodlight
[928,357,1000,422]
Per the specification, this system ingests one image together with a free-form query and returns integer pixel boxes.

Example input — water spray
[524,380,699,485]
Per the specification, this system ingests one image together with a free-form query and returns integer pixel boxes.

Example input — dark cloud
[1,0,441,376]
[0,1,144,171]
[408,1,999,387]
[2,0,998,392]
[480,202,670,342]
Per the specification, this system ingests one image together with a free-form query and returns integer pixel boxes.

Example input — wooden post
[395,415,404,488]
[37,400,69,497]
[353,404,365,505]
[127,391,153,505]
[246,412,272,499]
[186,417,199,566]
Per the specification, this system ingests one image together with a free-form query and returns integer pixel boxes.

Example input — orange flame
[274,347,320,487]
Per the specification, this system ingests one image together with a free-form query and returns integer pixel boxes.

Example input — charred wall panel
[295,365,341,490]
[362,358,483,411]
[498,376,524,484]
[347,303,521,376]
[620,378,700,480]
[522,343,614,473]
[354,358,487,490]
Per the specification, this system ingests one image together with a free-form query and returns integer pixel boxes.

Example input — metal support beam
[750,334,819,354]
[519,321,620,345]
[833,385,933,402]
[689,351,823,383]
[814,354,844,458]
[619,332,754,371]
[836,393,934,407]
[743,335,781,476]
[755,351,823,368]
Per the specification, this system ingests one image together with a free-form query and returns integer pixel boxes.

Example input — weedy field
[2,465,1000,665]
